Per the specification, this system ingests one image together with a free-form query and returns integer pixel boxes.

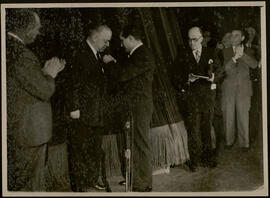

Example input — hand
[216,42,224,50]
[188,73,199,83]
[42,57,66,78]
[207,73,215,82]
[103,55,117,64]
[70,110,80,119]
[234,45,244,60]
[58,58,66,73]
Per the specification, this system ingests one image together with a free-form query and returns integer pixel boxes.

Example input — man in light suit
[221,28,258,151]
[68,24,112,192]
[6,9,65,191]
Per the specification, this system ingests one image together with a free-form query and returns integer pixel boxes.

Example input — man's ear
[199,36,204,44]
[241,35,245,42]
[92,32,99,42]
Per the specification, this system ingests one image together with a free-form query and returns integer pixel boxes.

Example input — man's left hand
[207,73,215,82]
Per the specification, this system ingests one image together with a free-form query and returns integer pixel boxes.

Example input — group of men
[6,8,259,192]
[172,26,258,172]
[7,9,155,192]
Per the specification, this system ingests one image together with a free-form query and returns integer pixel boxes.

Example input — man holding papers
[172,27,221,172]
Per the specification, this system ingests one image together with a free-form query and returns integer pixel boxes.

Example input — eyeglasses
[189,36,202,42]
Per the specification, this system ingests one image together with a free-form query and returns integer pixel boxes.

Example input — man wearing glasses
[172,26,220,172]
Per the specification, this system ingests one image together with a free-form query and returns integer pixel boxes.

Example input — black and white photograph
[1,1,268,196]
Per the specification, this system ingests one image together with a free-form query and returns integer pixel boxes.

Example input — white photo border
[1,1,268,196]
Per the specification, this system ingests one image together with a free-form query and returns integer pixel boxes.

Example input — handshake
[42,57,66,78]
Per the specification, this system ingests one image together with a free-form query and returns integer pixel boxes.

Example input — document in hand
[190,73,210,80]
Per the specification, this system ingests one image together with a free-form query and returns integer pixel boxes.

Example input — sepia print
[1,1,268,196]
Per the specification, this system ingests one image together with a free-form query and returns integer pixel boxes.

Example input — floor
[107,144,264,193]
[45,114,265,194]
[88,130,265,193]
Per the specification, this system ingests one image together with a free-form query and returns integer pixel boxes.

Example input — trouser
[116,132,126,179]
[130,103,153,191]
[222,93,251,148]
[185,111,214,166]
[8,140,48,191]
[68,122,103,192]
[249,81,262,146]
[213,86,224,154]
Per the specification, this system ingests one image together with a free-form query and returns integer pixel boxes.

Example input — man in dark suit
[221,28,258,151]
[6,9,65,191]
[172,27,220,172]
[104,25,155,192]
[68,24,112,192]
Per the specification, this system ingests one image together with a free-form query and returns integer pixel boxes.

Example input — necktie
[97,52,104,73]
[195,50,200,63]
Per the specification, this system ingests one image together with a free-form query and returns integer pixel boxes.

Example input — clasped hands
[42,57,66,78]
[232,44,244,62]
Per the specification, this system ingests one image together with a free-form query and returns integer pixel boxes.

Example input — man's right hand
[70,110,80,119]
[42,57,66,78]
[103,55,117,64]
[188,74,199,83]
[233,44,244,60]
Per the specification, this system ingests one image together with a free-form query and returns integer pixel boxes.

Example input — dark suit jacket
[172,46,220,112]
[71,41,107,128]
[119,45,155,108]
[6,34,55,147]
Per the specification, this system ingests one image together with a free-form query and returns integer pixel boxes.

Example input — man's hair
[6,8,36,33]
[121,25,143,40]
[88,24,111,37]
[231,27,245,36]
[188,26,203,37]
[232,27,247,43]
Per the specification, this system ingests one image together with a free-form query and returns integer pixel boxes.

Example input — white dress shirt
[192,46,202,62]
[129,42,143,57]
[86,39,98,60]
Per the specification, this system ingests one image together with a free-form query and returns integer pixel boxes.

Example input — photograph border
[1,1,268,196]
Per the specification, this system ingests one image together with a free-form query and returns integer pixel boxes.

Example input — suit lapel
[199,48,206,64]
[83,42,105,74]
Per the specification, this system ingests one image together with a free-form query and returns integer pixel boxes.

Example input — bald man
[6,9,65,191]
[172,27,221,171]
[68,25,112,191]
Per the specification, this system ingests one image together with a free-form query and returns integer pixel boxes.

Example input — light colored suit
[7,34,55,191]
[221,47,257,148]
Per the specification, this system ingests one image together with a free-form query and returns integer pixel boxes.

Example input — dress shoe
[170,164,176,168]
[240,147,249,152]
[207,161,218,168]
[185,161,198,172]
[132,186,152,192]
[93,183,106,190]
[224,145,233,150]
[119,180,126,185]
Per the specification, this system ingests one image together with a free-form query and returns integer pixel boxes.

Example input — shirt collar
[130,43,143,56]
[86,39,98,59]
[193,45,202,53]
[8,32,24,44]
